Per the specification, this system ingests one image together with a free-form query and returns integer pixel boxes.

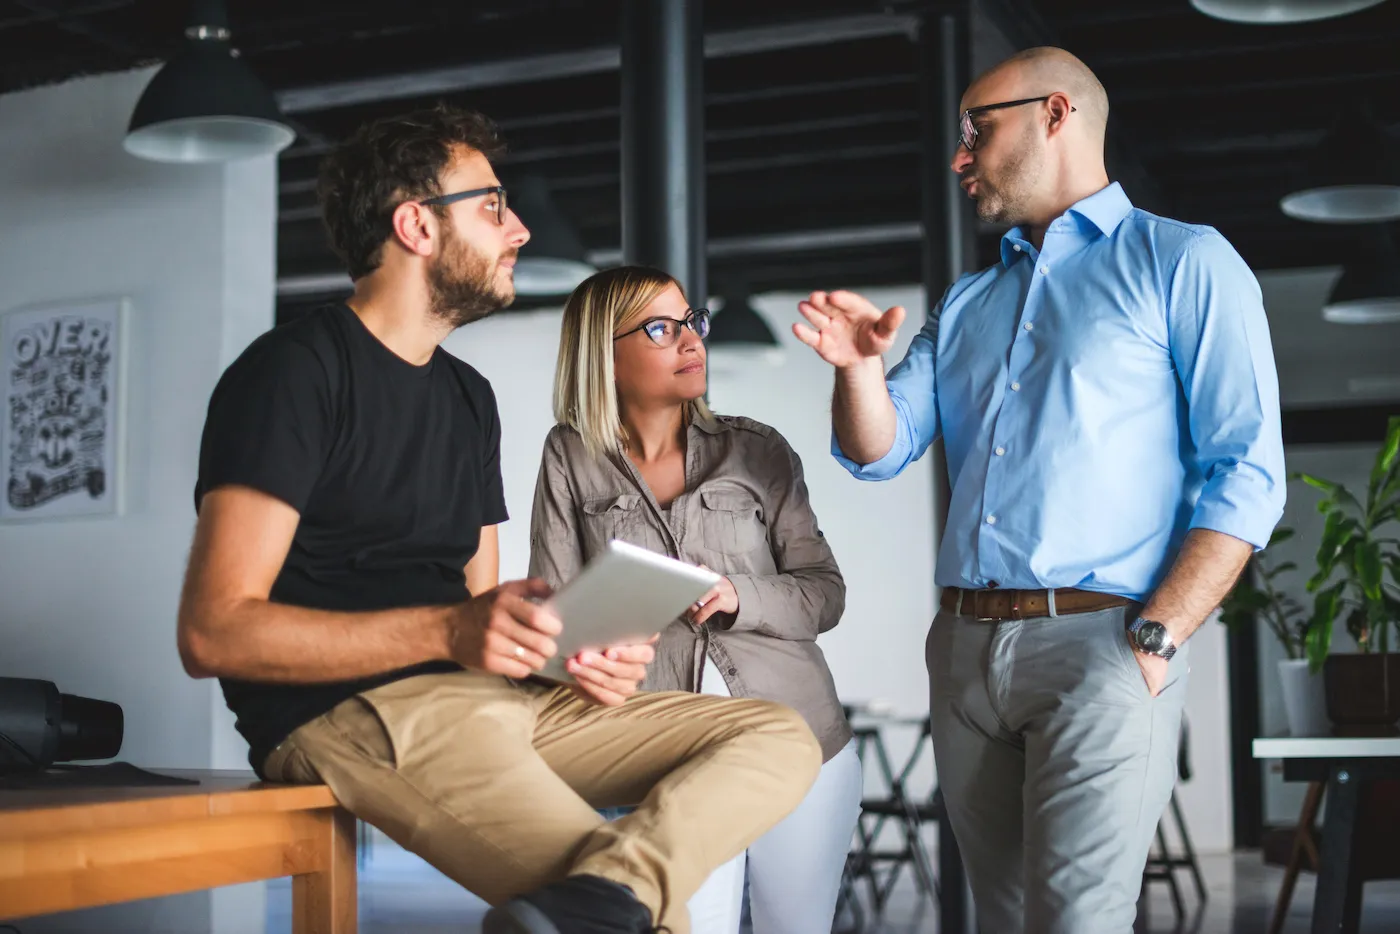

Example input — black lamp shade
[1323,256,1400,324]
[1280,108,1400,223]
[509,175,596,296]
[125,37,294,163]
[709,296,780,347]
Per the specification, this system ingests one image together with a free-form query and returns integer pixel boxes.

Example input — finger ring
[514,646,526,659]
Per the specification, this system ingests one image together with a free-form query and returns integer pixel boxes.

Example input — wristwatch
[1127,616,1177,661]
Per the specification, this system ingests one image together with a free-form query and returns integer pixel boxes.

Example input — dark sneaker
[482,874,662,934]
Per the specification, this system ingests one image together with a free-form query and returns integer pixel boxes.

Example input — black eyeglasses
[958,96,1075,153]
[613,308,711,347]
[418,185,508,225]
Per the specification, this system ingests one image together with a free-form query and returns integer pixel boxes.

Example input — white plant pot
[1277,657,1331,737]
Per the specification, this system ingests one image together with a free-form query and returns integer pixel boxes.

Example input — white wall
[0,68,276,933]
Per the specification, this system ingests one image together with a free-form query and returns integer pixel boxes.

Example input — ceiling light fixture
[1190,0,1388,25]
[124,0,295,164]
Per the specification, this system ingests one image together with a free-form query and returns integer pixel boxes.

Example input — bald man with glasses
[798,47,1284,933]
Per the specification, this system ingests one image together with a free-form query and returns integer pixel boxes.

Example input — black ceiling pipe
[620,0,706,305]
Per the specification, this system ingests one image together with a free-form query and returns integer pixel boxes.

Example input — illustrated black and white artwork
[2,299,127,522]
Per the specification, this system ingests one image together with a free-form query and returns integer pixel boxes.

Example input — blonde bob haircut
[553,265,714,458]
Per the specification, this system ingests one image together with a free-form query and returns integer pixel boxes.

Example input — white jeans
[687,658,863,934]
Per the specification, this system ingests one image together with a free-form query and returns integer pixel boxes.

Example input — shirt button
[1012,244,1022,252]
[995,446,1006,456]
[986,514,998,525]
[1039,265,1049,275]
[728,667,737,676]
[1024,322,1034,331]
[1010,381,1021,392]
[987,580,1000,589]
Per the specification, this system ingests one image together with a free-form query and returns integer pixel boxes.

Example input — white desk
[1253,734,1400,934]
[1253,736,1400,760]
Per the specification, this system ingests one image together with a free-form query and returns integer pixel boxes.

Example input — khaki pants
[261,670,822,934]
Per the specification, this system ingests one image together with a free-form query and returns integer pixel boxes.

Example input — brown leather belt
[940,586,1132,621]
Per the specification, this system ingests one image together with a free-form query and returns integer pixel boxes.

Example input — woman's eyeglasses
[613,308,711,347]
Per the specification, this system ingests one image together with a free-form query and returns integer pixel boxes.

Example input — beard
[427,226,516,329]
[971,127,1044,226]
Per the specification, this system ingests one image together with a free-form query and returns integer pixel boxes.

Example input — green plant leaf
[1305,601,1335,673]
[1305,625,1329,672]
[1268,527,1295,547]
[1311,512,1359,590]
[1357,540,1385,601]
[1262,561,1298,580]
[1301,474,1362,513]
[1370,417,1400,501]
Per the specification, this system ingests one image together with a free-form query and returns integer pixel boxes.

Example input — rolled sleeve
[1169,232,1286,549]
[833,304,943,481]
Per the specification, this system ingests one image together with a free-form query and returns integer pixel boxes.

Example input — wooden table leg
[1270,780,1324,934]
[1312,766,1362,934]
[293,807,357,934]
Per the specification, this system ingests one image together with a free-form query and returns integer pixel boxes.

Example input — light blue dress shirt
[835,183,1285,601]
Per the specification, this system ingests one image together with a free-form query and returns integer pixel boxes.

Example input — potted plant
[1220,527,1328,735]
[1299,415,1400,735]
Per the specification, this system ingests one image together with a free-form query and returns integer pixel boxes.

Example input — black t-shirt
[194,304,508,772]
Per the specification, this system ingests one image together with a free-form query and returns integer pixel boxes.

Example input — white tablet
[535,540,720,683]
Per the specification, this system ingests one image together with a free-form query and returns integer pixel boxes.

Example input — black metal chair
[840,712,943,930]
[1140,718,1208,927]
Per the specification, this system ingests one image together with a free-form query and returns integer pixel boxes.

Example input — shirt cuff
[723,573,764,632]
[828,394,918,481]
[1188,484,1284,551]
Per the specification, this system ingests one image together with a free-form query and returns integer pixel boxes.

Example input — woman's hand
[687,565,739,627]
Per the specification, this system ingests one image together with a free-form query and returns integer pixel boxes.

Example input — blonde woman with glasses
[529,265,861,934]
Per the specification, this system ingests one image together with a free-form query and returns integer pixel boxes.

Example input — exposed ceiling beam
[0,0,129,31]
[274,12,919,114]
[278,109,918,193]
[1088,30,1399,68]
[1115,68,1400,102]
[7,0,145,56]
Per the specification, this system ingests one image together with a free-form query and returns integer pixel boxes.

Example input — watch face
[1136,621,1168,653]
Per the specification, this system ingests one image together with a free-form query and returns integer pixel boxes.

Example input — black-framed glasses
[613,308,711,347]
[958,96,1075,153]
[418,185,508,225]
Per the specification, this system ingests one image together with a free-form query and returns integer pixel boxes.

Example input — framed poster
[1,298,129,522]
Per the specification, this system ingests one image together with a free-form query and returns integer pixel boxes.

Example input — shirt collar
[689,405,725,436]
[999,182,1134,267]
[1068,181,1133,238]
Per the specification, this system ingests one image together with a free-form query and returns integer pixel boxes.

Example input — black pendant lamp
[706,292,784,368]
[1322,227,1400,324]
[509,175,597,297]
[1191,0,1388,24]
[124,0,295,163]
[1280,106,1400,223]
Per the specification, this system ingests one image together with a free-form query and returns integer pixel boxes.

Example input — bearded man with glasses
[797,47,1285,933]
[178,103,820,934]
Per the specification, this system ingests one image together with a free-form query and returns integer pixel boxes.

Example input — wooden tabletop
[0,768,339,838]
[1252,736,1400,760]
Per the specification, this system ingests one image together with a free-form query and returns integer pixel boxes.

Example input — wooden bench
[0,769,356,933]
